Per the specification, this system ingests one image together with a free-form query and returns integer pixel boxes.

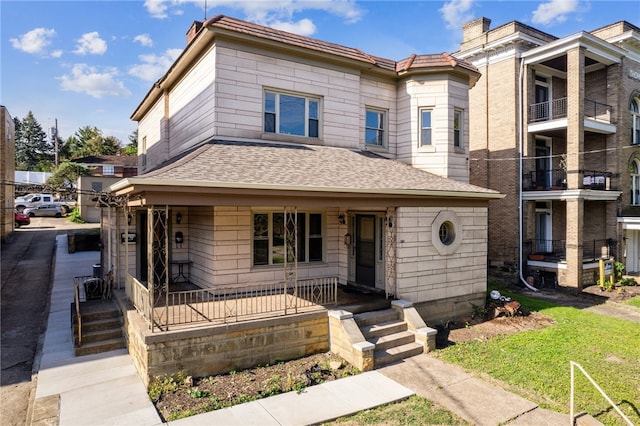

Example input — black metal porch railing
[522,169,617,191]
[526,239,616,262]
[528,98,612,124]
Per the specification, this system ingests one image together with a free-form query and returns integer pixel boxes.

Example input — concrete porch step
[76,316,121,333]
[74,338,126,357]
[374,342,425,367]
[370,331,416,351]
[361,320,407,340]
[75,328,123,344]
[354,309,399,327]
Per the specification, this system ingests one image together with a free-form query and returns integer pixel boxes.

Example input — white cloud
[128,48,182,82]
[74,32,107,55]
[10,28,56,55]
[144,0,363,36]
[271,18,316,36]
[134,34,154,47]
[58,64,131,98]
[51,50,63,58]
[532,0,580,26]
[440,0,475,30]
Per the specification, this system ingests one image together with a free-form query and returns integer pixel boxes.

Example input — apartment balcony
[525,238,616,264]
[528,98,617,134]
[522,169,618,192]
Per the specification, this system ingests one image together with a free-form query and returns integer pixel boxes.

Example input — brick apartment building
[0,106,15,241]
[456,18,640,289]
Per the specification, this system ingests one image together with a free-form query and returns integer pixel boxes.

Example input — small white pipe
[518,56,539,292]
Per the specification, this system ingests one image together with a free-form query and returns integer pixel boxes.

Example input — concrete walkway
[31,234,579,425]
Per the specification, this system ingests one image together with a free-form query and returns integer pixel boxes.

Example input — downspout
[518,57,539,292]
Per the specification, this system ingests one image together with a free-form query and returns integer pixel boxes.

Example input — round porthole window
[432,210,463,255]
[439,221,455,245]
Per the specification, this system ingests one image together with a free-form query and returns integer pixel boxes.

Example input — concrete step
[75,327,123,344]
[374,342,424,367]
[354,309,399,327]
[74,338,126,357]
[370,331,416,351]
[75,317,121,333]
[361,320,407,340]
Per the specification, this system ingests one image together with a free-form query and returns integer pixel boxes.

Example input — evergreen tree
[122,129,137,156]
[65,126,122,158]
[46,161,91,190]
[14,111,54,171]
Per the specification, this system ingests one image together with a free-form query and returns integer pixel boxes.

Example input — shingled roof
[113,140,499,199]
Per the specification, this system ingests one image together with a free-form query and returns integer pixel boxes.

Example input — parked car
[14,211,30,227]
[23,205,64,218]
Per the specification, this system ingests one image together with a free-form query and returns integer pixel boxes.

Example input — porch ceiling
[111,139,503,206]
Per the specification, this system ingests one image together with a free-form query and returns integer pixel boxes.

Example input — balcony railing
[528,98,612,124]
[526,239,616,262]
[522,169,617,191]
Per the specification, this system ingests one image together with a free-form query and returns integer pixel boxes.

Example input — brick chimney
[186,20,203,45]
[462,17,491,42]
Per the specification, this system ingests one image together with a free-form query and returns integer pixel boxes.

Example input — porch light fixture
[127,214,132,225]
[176,212,182,224]
[338,214,345,225]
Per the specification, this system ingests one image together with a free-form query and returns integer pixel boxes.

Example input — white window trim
[631,98,640,146]
[454,109,464,149]
[252,211,325,267]
[419,107,433,148]
[431,210,463,255]
[263,89,321,139]
[364,107,387,148]
[632,159,640,206]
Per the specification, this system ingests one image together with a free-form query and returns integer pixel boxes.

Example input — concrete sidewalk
[31,234,568,425]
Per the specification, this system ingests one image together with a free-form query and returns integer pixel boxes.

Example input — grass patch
[625,296,640,309]
[434,287,640,425]
[328,395,468,425]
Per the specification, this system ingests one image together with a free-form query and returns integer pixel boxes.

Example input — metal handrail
[73,282,82,347]
[570,361,633,425]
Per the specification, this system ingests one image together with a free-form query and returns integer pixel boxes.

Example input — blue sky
[1,0,638,146]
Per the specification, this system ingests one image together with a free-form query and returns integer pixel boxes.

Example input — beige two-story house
[102,15,502,380]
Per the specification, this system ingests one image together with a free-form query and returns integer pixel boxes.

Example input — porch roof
[110,140,502,204]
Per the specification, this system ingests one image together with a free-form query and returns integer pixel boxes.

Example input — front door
[355,215,376,287]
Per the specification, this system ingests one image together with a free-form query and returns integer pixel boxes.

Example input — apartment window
[264,91,319,138]
[454,109,463,148]
[631,160,640,206]
[102,165,114,175]
[91,182,103,192]
[365,109,386,146]
[420,109,432,146]
[253,212,323,266]
[141,136,147,167]
[631,98,640,146]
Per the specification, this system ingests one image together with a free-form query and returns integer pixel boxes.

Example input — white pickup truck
[15,193,73,213]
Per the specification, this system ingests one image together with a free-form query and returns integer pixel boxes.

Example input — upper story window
[253,212,324,266]
[103,165,115,175]
[365,109,386,146]
[632,159,640,206]
[420,108,432,146]
[264,91,319,138]
[631,98,640,146]
[141,136,147,168]
[454,109,463,148]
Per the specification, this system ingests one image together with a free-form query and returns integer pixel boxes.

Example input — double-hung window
[454,109,463,148]
[103,165,115,175]
[264,91,319,138]
[420,108,432,146]
[631,98,640,146]
[632,160,640,206]
[253,212,324,266]
[365,109,386,146]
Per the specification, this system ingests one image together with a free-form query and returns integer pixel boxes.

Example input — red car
[15,211,30,227]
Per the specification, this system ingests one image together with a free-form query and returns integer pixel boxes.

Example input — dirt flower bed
[150,352,360,422]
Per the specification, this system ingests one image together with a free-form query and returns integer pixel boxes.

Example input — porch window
[365,108,386,146]
[264,91,320,138]
[253,212,323,266]
[632,98,640,146]
[631,160,640,206]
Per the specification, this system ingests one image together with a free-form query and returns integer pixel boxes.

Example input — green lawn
[433,289,640,426]
[625,296,640,309]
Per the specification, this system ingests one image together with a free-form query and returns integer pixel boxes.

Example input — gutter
[110,177,504,200]
[518,57,539,292]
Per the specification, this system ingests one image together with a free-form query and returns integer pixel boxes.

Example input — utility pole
[53,118,59,167]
